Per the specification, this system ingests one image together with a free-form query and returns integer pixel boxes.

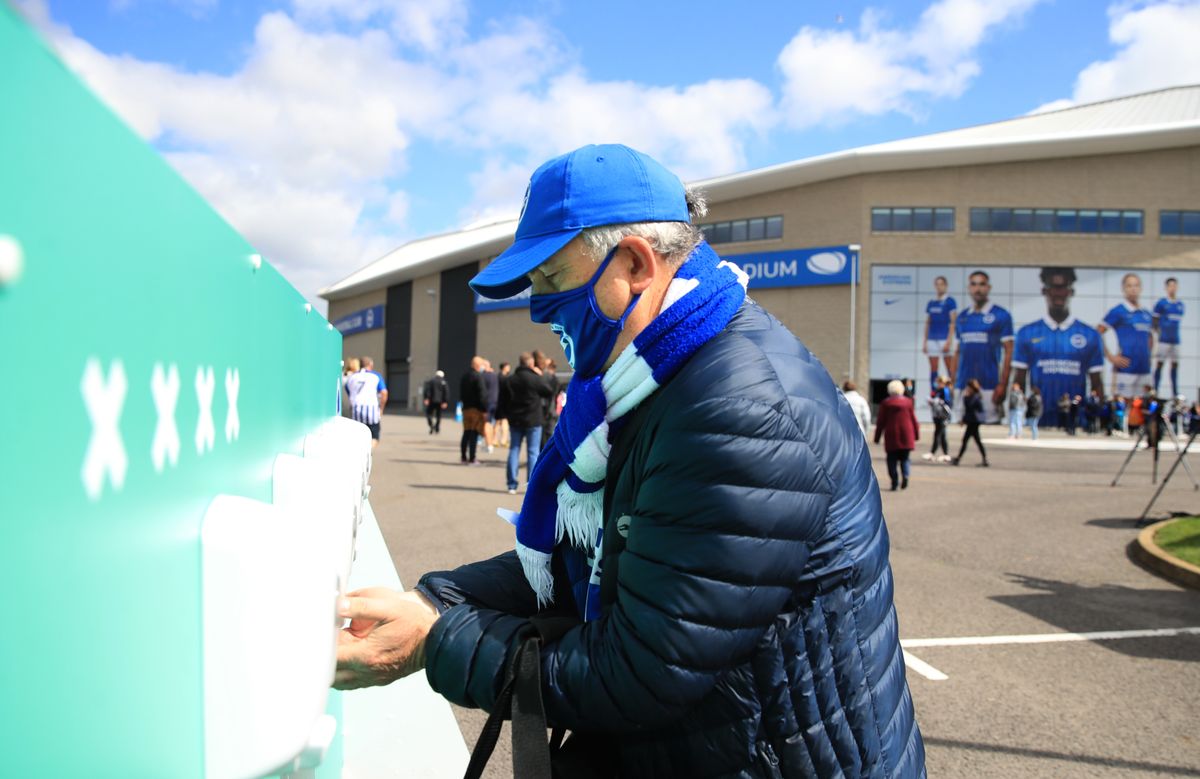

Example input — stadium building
[320,85,1200,413]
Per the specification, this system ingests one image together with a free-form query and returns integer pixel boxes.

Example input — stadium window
[765,216,783,239]
[1034,209,1055,233]
[1078,209,1099,233]
[1012,209,1033,232]
[1101,210,1122,233]
[1163,210,1200,236]
[1055,209,1078,232]
[872,206,955,232]
[990,208,1012,231]
[1121,210,1143,234]
[699,215,782,244]
[970,208,989,231]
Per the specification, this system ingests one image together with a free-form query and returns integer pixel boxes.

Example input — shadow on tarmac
[924,737,1200,776]
[991,574,1200,660]
[407,483,507,493]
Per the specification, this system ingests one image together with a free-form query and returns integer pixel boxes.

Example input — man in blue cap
[335,144,925,777]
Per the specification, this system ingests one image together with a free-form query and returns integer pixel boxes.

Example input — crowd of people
[846,370,1200,494]
[421,350,566,493]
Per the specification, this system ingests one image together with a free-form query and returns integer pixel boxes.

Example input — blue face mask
[529,244,641,378]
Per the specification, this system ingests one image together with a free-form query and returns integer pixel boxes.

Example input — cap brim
[469,229,581,300]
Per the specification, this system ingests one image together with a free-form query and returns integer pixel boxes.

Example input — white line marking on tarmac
[903,626,1200,648]
[902,650,948,681]
[900,627,1200,681]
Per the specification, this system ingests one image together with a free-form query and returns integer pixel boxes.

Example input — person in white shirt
[842,381,871,436]
[344,356,388,448]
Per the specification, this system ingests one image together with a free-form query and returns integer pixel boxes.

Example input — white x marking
[224,368,240,442]
[151,363,180,472]
[81,359,127,500]
[195,365,215,454]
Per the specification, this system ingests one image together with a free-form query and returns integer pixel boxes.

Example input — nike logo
[1031,337,1044,343]
[884,297,901,305]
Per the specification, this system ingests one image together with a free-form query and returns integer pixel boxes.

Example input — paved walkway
[362,413,1200,778]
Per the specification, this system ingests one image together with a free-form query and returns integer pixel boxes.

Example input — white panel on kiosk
[201,495,339,779]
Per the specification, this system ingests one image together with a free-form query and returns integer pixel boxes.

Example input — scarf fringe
[556,480,604,550]
[516,540,555,608]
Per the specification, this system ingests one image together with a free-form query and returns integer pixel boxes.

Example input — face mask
[529,244,641,378]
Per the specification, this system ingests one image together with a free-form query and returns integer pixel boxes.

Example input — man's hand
[334,587,439,690]
[922,340,929,356]
[992,384,1006,406]
[1110,352,1131,369]
[942,342,952,355]
[440,402,448,409]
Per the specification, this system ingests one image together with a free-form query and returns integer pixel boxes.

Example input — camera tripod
[1110,417,1199,489]
[1136,430,1200,526]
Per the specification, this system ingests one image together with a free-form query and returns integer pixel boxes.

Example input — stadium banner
[869,264,1197,421]
[333,304,385,335]
[474,244,859,312]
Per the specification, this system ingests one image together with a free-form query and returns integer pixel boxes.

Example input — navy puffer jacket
[418,302,925,777]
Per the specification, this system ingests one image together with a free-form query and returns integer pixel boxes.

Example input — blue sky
[16,0,1200,311]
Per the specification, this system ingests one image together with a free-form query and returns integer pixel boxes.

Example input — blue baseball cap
[469,144,690,299]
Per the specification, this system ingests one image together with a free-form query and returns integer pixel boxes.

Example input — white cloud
[1036,1,1200,111]
[291,0,468,51]
[777,0,1042,127]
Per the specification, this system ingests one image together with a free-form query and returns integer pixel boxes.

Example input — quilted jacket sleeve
[424,388,834,731]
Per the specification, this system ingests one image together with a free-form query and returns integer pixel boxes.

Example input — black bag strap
[464,618,577,779]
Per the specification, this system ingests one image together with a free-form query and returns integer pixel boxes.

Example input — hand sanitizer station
[0,7,466,777]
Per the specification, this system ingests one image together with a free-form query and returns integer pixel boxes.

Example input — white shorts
[925,339,952,357]
[1155,342,1179,361]
[1114,372,1152,398]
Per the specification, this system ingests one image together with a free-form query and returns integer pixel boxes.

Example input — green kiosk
[0,6,467,777]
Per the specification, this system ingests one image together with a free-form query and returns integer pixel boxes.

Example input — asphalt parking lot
[364,413,1200,778]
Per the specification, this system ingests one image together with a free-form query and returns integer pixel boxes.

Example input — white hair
[887,380,905,396]
[578,186,709,265]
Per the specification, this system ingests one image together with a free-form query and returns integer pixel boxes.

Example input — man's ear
[618,236,660,294]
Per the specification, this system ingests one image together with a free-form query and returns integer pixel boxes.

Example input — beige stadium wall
[407,271,440,409]
[853,144,1200,382]
[476,306,568,370]
[328,288,388,373]
[703,176,865,383]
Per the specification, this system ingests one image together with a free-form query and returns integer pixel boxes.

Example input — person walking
[1026,386,1043,441]
[503,352,555,494]
[421,370,449,434]
[344,356,388,449]
[458,356,487,464]
[925,379,951,461]
[874,379,920,490]
[952,378,989,466]
[841,380,871,437]
[494,361,512,448]
[1007,381,1025,439]
[481,359,500,453]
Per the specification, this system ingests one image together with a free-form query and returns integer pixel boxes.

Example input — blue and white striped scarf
[510,242,748,620]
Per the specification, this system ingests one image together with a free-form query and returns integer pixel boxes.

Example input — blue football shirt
[1012,316,1104,424]
[955,302,1014,389]
[1153,297,1185,345]
[1102,302,1153,374]
[925,296,957,340]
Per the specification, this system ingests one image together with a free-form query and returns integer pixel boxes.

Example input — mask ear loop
[586,242,641,326]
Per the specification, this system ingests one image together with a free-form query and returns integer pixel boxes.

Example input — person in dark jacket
[459,356,487,464]
[335,144,924,777]
[421,369,449,434]
[504,352,554,494]
[481,359,500,453]
[494,361,512,447]
[875,379,920,490]
[952,378,988,466]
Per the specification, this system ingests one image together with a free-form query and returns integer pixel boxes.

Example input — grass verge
[1155,517,1200,568]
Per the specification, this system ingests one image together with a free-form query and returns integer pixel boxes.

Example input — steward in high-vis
[335,144,925,778]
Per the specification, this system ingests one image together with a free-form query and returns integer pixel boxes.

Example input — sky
[14,0,1200,314]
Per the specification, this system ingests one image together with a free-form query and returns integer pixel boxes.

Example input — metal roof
[320,85,1200,301]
